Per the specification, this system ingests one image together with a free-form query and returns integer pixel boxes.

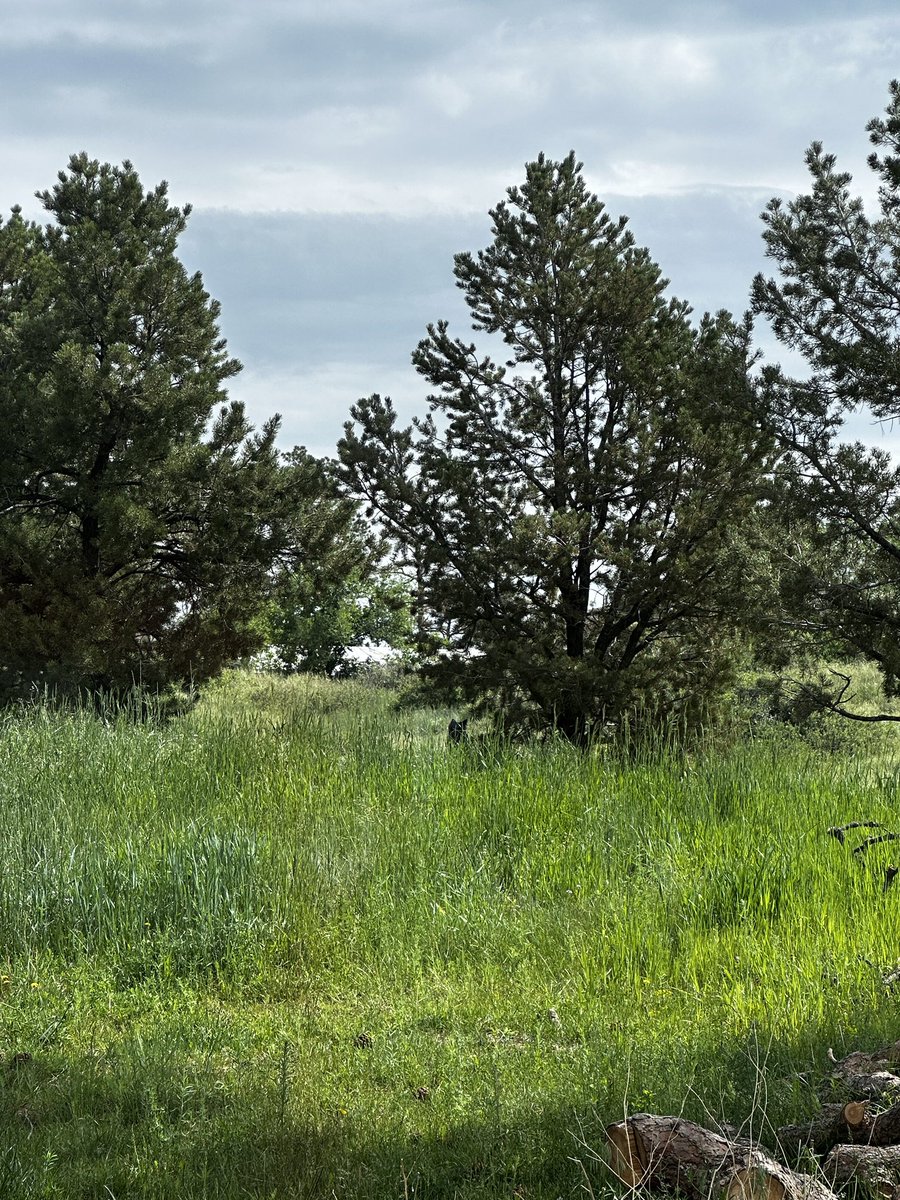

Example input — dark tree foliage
[753,82,900,712]
[0,154,348,701]
[340,154,770,742]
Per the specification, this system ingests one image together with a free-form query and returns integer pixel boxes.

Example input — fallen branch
[854,834,900,857]
[828,828,900,892]
[827,822,885,846]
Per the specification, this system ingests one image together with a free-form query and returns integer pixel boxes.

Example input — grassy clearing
[0,672,899,1197]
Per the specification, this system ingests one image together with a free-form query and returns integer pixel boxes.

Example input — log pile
[606,1043,900,1200]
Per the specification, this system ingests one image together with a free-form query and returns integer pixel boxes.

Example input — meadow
[1,671,900,1198]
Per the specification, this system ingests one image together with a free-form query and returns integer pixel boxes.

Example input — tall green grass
[0,672,897,1197]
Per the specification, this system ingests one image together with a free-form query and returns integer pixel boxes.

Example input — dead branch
[789,670,900,723]
[827,822,885,845]
[854,833,900,856]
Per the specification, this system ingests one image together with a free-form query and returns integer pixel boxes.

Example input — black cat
[448,718,468,744]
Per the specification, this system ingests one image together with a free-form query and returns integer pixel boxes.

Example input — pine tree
[340,154,770,741]
[753,82,900,711]
[0,154,342,700]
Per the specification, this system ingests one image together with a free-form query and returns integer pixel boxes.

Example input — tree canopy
[0,154,354,700]
[340,153,771,741]
[753,81,900,713]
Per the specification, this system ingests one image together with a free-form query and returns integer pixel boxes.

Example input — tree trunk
[554,708,590,748]
[80,416,120,578]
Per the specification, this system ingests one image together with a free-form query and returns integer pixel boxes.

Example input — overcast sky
[4,1,900,456]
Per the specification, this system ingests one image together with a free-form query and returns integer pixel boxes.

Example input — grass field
[1,671,900,1198]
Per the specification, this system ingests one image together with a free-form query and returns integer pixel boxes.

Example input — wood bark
[777,1103,869,1157]
[827,1043,900,1102]
[823,1144,900,1199]
[605,1114,837,1200]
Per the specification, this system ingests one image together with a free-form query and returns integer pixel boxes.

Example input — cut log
[827,1043,900,1102]
[606,1119,647,1188]
[777,1102,870,1157]
[606,1113,739,1195]
[725,1162,831,1200]
[823,1143,900,1199]
[781,1097,900,1156]
[859,1102,900,1147]
[830,1044,900,1071]
[845,1101,869,1127]
[839,1074,900,1103]
[605,1114,836,1200]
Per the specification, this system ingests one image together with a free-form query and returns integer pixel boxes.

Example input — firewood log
[823,1143,900,1199]
[777,1102,869,1157]
[826,1043,900,1101]
[605,1114,837,1200]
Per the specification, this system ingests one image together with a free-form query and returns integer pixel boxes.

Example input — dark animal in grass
[448,718,468,744]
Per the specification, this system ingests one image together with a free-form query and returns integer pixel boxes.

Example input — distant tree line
[4,84,900,737]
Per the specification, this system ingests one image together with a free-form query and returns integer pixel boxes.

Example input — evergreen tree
[0,154,342,700]
[753,82,900,713]
[340,154,770,741]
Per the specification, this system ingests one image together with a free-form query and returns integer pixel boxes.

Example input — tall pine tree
[0,154,340,700]
[753,82,900,713]
[340,154,770,741]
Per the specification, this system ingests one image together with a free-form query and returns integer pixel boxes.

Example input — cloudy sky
[4,1,900,456]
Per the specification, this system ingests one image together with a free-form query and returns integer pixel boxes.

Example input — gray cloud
[2,2,898,457]
[4,5,899,217]
[178,188,774,456]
